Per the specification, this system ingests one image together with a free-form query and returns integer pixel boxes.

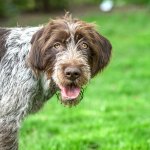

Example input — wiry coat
[0,27,56,150]
[0,15,112,150]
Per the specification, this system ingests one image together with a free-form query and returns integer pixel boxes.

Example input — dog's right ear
[31,28,44,44]
[28,28,45,75]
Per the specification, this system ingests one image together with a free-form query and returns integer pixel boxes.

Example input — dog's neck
[29,75,57,113]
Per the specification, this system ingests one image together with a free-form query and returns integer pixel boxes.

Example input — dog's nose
[64,67,81,81]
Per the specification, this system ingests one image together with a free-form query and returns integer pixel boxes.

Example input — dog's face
[29,15,112,106]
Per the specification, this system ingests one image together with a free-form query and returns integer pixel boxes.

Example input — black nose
[64,66,81,81]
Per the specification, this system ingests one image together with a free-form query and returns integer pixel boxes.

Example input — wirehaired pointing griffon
[0,14,112,149]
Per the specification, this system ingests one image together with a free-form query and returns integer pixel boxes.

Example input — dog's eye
[81,43,88,49]
[54,42,61,49]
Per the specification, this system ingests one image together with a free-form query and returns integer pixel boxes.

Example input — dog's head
[28,14,112,106]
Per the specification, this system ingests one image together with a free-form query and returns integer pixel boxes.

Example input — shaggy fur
[0,15,112,150]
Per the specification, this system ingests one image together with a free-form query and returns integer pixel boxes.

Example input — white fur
[0,27,53,122]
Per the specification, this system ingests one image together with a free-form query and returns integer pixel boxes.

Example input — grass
[1,8,150,150]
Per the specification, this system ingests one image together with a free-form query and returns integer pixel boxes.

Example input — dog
[0,14,112,150]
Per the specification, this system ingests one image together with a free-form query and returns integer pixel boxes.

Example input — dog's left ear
[91,31,112,77]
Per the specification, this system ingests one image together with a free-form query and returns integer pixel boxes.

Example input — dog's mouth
[57,84,84,106]
[59,84,80,100]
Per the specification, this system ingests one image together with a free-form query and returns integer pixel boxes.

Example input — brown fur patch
[75,24,112,77]
[28,22,70,76]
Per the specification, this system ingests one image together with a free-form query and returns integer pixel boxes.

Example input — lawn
[2,8,150,150]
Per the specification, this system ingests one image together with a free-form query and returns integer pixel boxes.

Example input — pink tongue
[59,85,80,99]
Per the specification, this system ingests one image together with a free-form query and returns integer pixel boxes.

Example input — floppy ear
[91,32,112,77]
[28,28,45,74]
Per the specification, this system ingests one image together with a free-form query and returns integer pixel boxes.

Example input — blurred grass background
[0,0,150,150]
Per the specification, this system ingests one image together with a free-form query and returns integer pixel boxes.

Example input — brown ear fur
[29,27,54,77]
[91,32,112,77]
[29,28,45,74]
[28,25,57,77]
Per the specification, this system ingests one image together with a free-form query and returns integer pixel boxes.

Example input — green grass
[2,8,150,150]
